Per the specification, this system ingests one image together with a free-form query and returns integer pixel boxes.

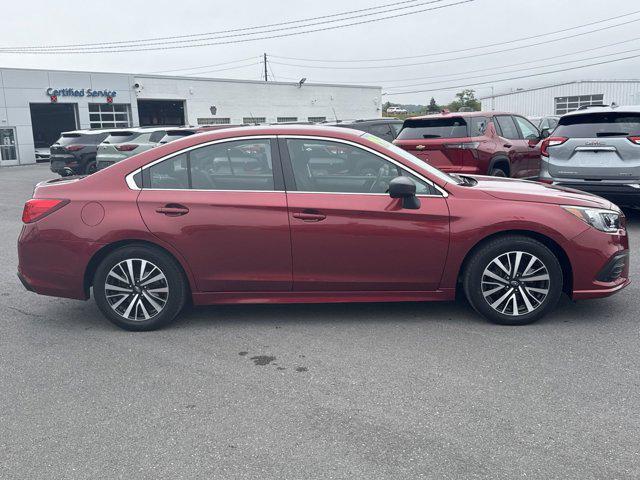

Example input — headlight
[562,206,623,233]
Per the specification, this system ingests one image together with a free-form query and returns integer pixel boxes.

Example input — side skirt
[192,289,456,306]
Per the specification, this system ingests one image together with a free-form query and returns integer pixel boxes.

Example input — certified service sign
[46,88,117,99]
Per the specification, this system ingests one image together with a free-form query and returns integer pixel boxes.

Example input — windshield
[397,117,468,139]
[555,112,640,137]
[362,133,460,185]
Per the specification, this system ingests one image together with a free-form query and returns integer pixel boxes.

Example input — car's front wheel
[463,235,563,325]
[93,245,187,331]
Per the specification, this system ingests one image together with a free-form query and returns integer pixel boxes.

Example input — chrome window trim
[279,135,449,197]
[124,133,450,198]
[124,135,277,191]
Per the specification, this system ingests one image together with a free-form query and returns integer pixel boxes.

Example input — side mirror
[389,176,421,209]
[540,128,550,139]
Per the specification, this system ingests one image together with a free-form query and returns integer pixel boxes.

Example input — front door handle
[292,212,326,222]
[503,143,513,148]
[156,204,189,216]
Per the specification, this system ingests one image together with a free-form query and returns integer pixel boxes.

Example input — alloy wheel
[481,251,550,316]
[104,258,169,321]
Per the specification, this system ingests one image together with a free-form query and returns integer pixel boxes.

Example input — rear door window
[396,117,468,139]
[367,123,394,141]
[554,112,640,138]
[495,116,520,140]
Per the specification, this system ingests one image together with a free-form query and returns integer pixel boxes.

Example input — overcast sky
[1,0,639,104]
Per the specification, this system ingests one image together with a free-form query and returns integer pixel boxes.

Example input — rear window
[396,117,468,140]
[555,112,640,138]
[56,133,104,145]
[103,131,139,144]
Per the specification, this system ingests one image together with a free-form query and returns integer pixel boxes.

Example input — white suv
[96,127,171,171]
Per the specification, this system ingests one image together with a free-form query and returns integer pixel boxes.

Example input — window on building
[277,117,298,123]
[243,117,266,124]
[308,116,327,123]
[197,117,231,125]
[88,103,131,129]
[285,138,434,194]
[554,94,604,115]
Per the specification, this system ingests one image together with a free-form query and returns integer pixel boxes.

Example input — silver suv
[96,127,170,171]
[539,105,640,207]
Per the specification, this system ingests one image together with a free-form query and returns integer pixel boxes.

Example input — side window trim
[126,135,285,192]
[277,135,446,197]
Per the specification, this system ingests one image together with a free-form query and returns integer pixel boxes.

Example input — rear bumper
[50,155,80,175]
[539,177,640,206]
[17,223,93,301]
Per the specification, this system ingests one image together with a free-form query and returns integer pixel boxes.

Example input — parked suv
[539,106,640,207]
[50,130,112,176]
[327,118,404,142]
[394,112,545,178]
[96,127,170,171]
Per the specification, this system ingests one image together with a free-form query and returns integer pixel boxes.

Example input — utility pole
[264,53,268,82]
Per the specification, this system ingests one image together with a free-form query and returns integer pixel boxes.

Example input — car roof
[61,128,120,135]
[561,105,640,116]
[407,111,512,119]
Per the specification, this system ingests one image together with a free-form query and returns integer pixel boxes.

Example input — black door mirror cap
[388,176,421,209]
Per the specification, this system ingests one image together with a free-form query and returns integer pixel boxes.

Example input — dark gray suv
[539,106,640,206]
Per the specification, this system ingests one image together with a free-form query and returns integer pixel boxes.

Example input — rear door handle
[292,212,326,222]
[156,204,189,216]
[503,143,512,148]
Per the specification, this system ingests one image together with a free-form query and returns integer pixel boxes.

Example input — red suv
[18,126,628,330]
[394,111,545,178]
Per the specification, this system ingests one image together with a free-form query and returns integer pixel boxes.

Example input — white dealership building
[479,80,640,117]
[0,67,382,167]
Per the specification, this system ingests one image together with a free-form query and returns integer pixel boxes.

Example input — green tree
[427,97,440,113]
[446,89,480,112]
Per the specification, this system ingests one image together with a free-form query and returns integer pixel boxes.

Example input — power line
[0,0,466,54]
[0,0,427,51]
[383,46,640,90]
[269,16,640,71]
[270,35,640,85]
[148,56,262,74]
[269,9,640,63]
[273,18,640,70]
[383,52,640,96]
[166,62,264,77]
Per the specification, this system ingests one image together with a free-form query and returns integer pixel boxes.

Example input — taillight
[65,144,84,151]
[627,136,640,145]
[115,144,138,152]
[22,199,69,223]
[540,136,568,157]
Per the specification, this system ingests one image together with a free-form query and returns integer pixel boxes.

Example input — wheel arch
[488,155,510,176]
[83,239,194,299]
[456,229,573,296]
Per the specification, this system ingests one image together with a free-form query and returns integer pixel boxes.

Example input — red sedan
[17,126,629,330]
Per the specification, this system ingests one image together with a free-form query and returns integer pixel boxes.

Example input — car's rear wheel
[463,236,563,325]
[84,161,97,175]
[93,245,187,331]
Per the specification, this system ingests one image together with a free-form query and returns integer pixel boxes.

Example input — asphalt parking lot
[1,164,639,479]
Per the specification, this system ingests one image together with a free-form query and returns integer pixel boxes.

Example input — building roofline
[0,65,380,90]
[478,79,640,100]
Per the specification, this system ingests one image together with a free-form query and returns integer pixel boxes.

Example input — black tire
[489,167,507,177]
[463,235,563,325]
[84,161,97,175]
[93,245,187,331]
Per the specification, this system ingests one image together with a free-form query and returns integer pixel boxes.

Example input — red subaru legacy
[17,125,629,331]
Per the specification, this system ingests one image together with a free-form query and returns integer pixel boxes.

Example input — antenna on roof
[332,106,339,122]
